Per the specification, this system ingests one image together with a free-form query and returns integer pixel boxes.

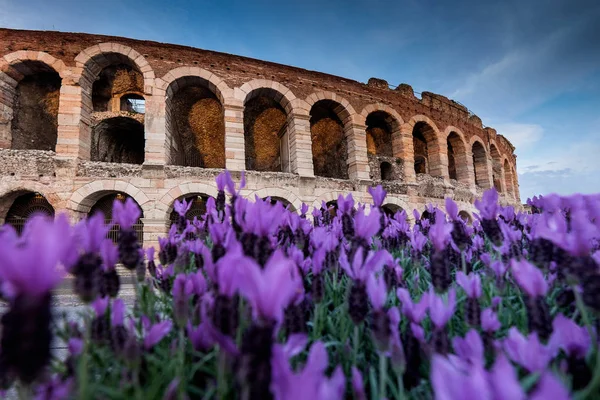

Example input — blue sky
[2,0,599,201]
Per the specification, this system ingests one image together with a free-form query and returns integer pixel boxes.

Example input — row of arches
[0,47,518,198]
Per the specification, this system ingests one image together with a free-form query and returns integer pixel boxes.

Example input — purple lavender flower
[428,288,456,329]
[174,198,192,218]
[456,272,482,298]
[396,288,429,323]
[481,308,501,332]
[548,314,590,358]
[511,259,548,297]
[236,250,302,325]
[452,329,484,365]
[430,354,491,400]
[353,207,381,241]
[143,320,173,350]
[474,188,499,220]
[503,327,551,372]
[368,185,387,208]
[488,354,525,400]
[366,274,387,310]
[529,372,570,400]
[112,197,141,230]
[351,367,366,400]
[428,210,452,252]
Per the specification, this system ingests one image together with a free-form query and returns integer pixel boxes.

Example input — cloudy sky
[2,0,599,201]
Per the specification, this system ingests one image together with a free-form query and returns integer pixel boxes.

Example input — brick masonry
[0,28,521,249]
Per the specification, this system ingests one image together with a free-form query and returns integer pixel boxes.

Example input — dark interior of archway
[265,196,294,211]
[413,124,428,175]
[472,142,487,188]
[92,64,144,112]
[91,117,145,164]
[169,195,208,224]
[89,193,144,243]
[380,161,393,180]
[5,193,55,234]
[11,71,61,151]
[244,96,286,171]
[447,140,457,180]
[366,111,393,157]
[310,101,348,179]
[171,85,225,168]
[382,204,401,217]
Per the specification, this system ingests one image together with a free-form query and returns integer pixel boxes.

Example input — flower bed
[0,171,599,399]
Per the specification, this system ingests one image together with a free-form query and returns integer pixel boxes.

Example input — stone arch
[160,69,230,168]
[247,187,302,212]
[0,52,67,150]
[444,127,470,184]
[68,180,151,217]
[363,106,401,157]
[471,138,491,189]
[1,191,55,233]
[306,92,357,179]
[406,115,444,178]
[0,181,62,223]
[458,210,473,224]
[311,191,353,210]
[490,142,503,192]
[158,182,219,220]
[239,83,296,172]
[73,44,155,160]
[360,103,404,161]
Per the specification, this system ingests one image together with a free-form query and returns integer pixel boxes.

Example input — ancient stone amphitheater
[0,28,520,248]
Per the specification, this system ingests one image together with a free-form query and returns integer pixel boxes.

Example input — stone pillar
[428,139,449,181]
[56,81,91,159]
[288,113,314,177]
[144,93,168,165]
[0,71,16,148]
[455,149,475,187]
[141,217,169,249]
[224,104,245,171]
[396,124,416,183]
[346,123,370,180]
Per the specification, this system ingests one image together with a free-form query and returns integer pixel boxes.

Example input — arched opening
[169,194,210,226]
[91,117,145,164]
[382,203,402,217]
[446,132,469,184]
[472,141,491,189]
[490,144,503,192]
[8,61,61,151]
[92,63,144,112]
[366,111,393,157]
[380,162,393,181]
[309,100,349,179]
[458,210,473,224]
[414,155,427,174]
[264,196,296,212]
[166,77,225,168]
[412,122,439,176]
[244,91,287,172]
[120,93,145,114]
[88,192,144,244]
[4,192,55,235]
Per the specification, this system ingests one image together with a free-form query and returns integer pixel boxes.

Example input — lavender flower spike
[456,272,482,298]
[368,185,387,208]
[474,188,499,220]
[173,198,192,218]
[428,288,457,329]
[143,320,173,350]
[510,259,548,297]
[112,197,141,230]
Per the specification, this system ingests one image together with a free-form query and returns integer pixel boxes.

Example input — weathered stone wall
[0,28,522,248]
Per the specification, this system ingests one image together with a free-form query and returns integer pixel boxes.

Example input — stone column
[144,93,168,165]
[455,149,475,187]
[224,104,245,171]
[428,139,449,181]
[397,124,416,183]
[346,123,370,180]
[0,72,16,148]
[288,113,314,177]
[141,217,169,249]
[56,77,92,159]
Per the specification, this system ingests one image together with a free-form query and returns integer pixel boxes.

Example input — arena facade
[0,28,520,248]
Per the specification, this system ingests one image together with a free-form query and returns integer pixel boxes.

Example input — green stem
[461,251,467,274]
[574,285,596,348]
[78,313,91,400]
[397,374,405,400]
[379,352,387,399]
[353,325,360,366]
[178,328,186,399]
[16,382,32,400]
[217,350,227,400]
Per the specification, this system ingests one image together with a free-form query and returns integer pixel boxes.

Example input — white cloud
[493,123,544,150]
